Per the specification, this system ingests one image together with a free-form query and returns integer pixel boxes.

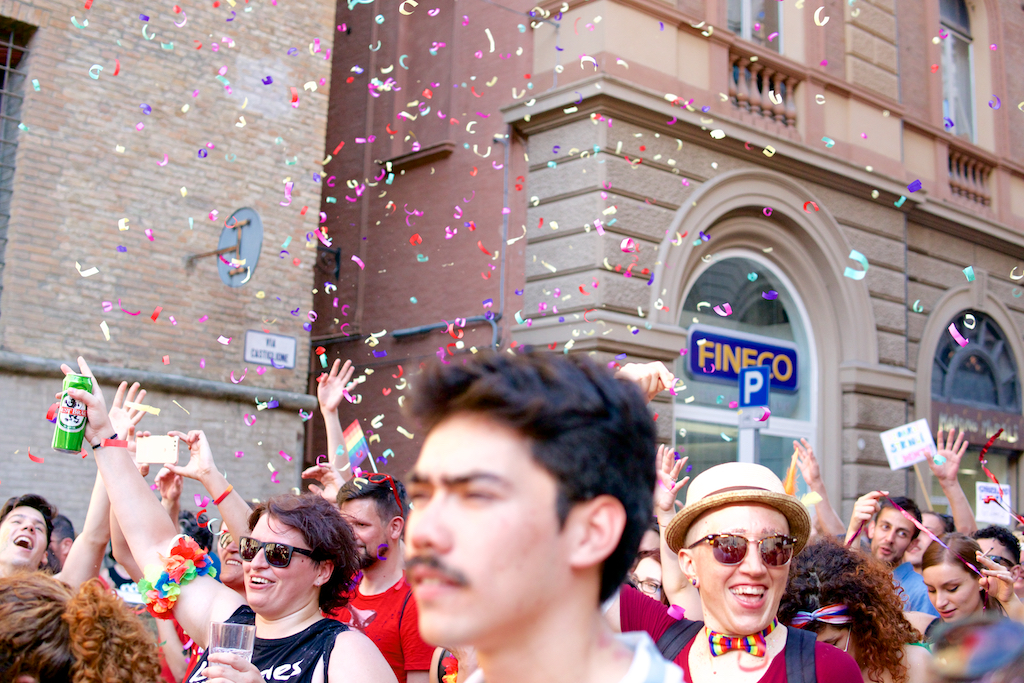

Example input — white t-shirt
[462,631,682,683]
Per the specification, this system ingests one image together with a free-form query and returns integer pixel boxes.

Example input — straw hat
[664,462,811,555]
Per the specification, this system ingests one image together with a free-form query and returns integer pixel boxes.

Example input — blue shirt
[893,561,939,616]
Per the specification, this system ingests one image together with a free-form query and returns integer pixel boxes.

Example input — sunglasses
[238,537,317,568]
[985,554,1016,570]
[687,533,796,567]
[218,531,233,550]
[368,473,404,517]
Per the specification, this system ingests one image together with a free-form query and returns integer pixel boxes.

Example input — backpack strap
[784,627,817,683]
[655,618,705,663]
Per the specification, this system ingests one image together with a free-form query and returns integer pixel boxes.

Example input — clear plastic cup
[208,622,256,662]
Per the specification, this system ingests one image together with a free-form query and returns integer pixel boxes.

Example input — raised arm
[654,445,690,606]
[794,439,846,538]
[845,490,885,547]
[56,381,147,590]
[928,429,978,535]
[165,430,253,552]
[66,357,244,647]
[318,358,356,482]
[615,361,674,404]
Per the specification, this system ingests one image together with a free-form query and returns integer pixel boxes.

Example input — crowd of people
[2,352,1024,683]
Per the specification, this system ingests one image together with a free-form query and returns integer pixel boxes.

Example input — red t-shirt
[330,573,433,683]
[619,586,863,683]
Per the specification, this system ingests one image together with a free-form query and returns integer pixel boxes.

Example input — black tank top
[187,606,349,683]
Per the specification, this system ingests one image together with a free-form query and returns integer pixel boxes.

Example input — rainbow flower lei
[138,534,218,619]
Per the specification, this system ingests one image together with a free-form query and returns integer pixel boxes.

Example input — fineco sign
[687,324,799,391]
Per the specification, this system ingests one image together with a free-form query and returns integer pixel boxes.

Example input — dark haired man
[845,491,938,616]
[973,525,1023,599]
[0,494,56,577]
[333,477,433,683]
[48,514,76,573]
[404,353,682,683]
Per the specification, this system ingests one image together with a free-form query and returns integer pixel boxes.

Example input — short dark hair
[926,511,955,535]
[973,525,1021,565]
[50,515,75,543]
[337,477,407,523]
[1,495,56,544]
[178,511,214,553]
[248,493,361,613]
[408,351,657,603]
[877,496,922,540]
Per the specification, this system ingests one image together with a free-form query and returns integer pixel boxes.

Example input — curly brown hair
[779,539,921,683]
[249,493,361,613]
[0,574,161,683]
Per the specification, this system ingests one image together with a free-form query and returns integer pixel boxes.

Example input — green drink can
[52,373,92,453]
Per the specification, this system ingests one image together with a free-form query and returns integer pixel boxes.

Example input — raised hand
[107,381,148,442]
[653,444,688,517]
[929,428,969,486]
[794,439,822,491]
[615,361,675,403]
[155,467,184,504]
[317,358,356,413]
[976,552,1016,604]
[60,356,114,445]
[165,430,217,481]
[301,462,344,503]
[845,490,887,545]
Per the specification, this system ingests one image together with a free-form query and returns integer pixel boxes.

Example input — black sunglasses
[687,533,796,567]
[985,553,1016,570]
[368,473,404,517]
[238,537,317,568]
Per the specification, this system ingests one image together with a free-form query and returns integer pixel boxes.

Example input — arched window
[728,0,782,53]
[932,312,1019,411]
[940,0,974,141]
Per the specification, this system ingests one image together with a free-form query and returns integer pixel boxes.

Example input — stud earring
[690,578,698,587]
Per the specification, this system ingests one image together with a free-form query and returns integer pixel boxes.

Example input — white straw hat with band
[664,461,811,555]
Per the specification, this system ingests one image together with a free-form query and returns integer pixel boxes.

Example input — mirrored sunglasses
[238,536,317,568]
[687,533,796,567]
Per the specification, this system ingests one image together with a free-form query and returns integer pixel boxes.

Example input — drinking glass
[208,622,256,662]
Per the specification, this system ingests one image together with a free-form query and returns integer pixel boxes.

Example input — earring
[690,578,698,588]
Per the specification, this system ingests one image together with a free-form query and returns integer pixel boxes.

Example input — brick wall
[0,0,335,517]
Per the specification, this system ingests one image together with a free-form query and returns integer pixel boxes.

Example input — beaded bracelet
[138,534,218,619]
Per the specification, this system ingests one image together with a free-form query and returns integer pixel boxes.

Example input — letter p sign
[739,366,771,408]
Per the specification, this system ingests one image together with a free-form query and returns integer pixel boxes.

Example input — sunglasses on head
[687,533,796,567]
[238,537,317,568]
[367,473,404,517]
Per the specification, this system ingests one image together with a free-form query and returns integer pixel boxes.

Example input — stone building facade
[0,0,333,528]
[321,0,1024,524]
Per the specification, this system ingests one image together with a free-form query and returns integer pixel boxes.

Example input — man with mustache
[403,352,683,683]
[333,476,433,683]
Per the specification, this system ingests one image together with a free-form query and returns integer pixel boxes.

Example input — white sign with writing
[244,331,297,369]
[879,419,937,470]
[976,482,1012,526]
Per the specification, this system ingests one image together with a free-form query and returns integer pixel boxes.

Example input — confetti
[963,266,975,282]
[124,401,161,415]
[948,322,969,347]
[28,448,44,463]
[843,250,869,280]
[75,261,99,277]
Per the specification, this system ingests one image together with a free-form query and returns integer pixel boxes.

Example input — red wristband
[101,439,129,448]
[213,484,234,506]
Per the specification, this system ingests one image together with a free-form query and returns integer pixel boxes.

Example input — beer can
[52,373,93,453]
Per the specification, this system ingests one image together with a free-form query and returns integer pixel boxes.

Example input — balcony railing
[727,47,801,137]
[947,143,993,208]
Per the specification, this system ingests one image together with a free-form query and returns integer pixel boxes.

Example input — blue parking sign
[739,366,771,408]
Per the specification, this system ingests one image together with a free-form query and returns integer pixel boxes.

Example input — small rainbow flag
[343,419,372,470]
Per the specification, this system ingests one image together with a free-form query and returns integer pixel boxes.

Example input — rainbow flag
[343,419,372,470]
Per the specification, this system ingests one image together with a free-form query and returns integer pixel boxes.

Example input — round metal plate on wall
[216,208,263,287]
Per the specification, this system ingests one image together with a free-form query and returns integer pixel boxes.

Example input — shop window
[674,256,814,487]
[940,0,974,141]
[727,0,782,53]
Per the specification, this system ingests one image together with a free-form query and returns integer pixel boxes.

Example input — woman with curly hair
[0,572,162,683]
[779,539,931,683]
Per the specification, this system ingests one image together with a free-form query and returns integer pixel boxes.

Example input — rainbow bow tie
[707,619,779,657]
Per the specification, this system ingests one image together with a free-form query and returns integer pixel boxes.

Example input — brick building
[320,0,1024,524]
[0,0,334,528]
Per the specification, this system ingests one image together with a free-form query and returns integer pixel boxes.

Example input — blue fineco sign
[687,325,799,392]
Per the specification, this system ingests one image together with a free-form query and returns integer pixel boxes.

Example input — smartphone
[136,435,180,464]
